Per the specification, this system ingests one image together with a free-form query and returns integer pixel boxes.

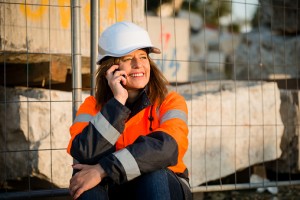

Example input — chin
[127,84,147,90]
[128,82,148,89]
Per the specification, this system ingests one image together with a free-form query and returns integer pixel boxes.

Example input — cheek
[118,63,129,72]
[144,62,151,73]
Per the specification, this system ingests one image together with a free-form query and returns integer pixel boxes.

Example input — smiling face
[119,49,150,92]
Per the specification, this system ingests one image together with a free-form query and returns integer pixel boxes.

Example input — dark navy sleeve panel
[101,97,131,132]
[70,123,116,164]
[97,131,178,185]
[129,131,178,172]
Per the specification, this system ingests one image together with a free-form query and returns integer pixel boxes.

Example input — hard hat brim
[97,46,161,64]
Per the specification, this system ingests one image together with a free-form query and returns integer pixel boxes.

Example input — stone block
[170,81,284,187]
[0,86,88,187]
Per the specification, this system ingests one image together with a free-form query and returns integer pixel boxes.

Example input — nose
[131,58,142,68]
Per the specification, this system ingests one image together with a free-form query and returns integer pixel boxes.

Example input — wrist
[98,164,107,179]
[114,96,127,105]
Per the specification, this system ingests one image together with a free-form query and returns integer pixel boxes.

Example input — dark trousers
[77,169,192,200]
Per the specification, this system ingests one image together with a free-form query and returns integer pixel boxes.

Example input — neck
[127,89,142,103]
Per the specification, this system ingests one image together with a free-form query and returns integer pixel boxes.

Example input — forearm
[98,131,178,184]
[70,98,131,164]
[70,123,117,164]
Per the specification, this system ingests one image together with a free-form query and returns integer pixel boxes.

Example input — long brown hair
[95,54,169,108]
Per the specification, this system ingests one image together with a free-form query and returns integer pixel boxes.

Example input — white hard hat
[97,21,161,64]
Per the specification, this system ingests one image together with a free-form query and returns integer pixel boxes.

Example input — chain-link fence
[1,0,300,199]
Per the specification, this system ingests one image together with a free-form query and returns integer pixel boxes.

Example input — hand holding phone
[105,65,128,105]
[113,69,127,87]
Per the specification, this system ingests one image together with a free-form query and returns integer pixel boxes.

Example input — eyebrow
[137,52,147,56]
[123,52,147,58]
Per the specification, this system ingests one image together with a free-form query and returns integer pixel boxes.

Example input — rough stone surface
[0,86,88,187]
[233,27,300,80]
[170,81,284,187]
[186,24,240,81]
[0,0,145,56]
[266,89,300,173]
[1,81,299,188]
[260,0,300,34]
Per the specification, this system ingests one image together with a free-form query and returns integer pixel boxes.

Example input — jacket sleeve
[67,96,131,164]
[98,92,189,184]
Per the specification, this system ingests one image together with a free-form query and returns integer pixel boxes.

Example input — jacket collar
[126,88,151,119]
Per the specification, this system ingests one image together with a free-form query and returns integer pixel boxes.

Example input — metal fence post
[71,0,81,169]
[90,0,99,96]
[71,0,82,120]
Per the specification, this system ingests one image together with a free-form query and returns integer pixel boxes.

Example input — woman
[67,21,191,200]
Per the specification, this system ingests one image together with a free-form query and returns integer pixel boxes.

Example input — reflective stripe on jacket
[67,90,189,184]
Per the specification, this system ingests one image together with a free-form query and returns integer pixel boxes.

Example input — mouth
[129,73,144,77]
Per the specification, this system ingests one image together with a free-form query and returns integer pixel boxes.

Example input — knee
[140,169,169,183]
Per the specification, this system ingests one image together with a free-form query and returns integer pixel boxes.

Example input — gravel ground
[2,178,300,200]
[193,185,300,200]
[1,186,299,200]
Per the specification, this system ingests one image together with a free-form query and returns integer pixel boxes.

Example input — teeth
[130,73,143,77]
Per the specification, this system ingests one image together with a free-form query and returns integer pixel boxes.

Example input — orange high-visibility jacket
[67,90,189,184]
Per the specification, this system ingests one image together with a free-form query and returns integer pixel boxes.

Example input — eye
[122,57,132,62]
[140,56,147,60]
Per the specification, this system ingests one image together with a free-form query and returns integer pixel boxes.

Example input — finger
[112,70,126,78]
[70,179,84,197]
[69,185,73,196]
[73,187,85,200]
[72,164,84,170]
[106,65,119,76]
[69,175,78,188]
[69,171,82,188]
[120,76,127,86]
[69,179,78,196]
[119,71,127,79]
[69,184,77,197]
